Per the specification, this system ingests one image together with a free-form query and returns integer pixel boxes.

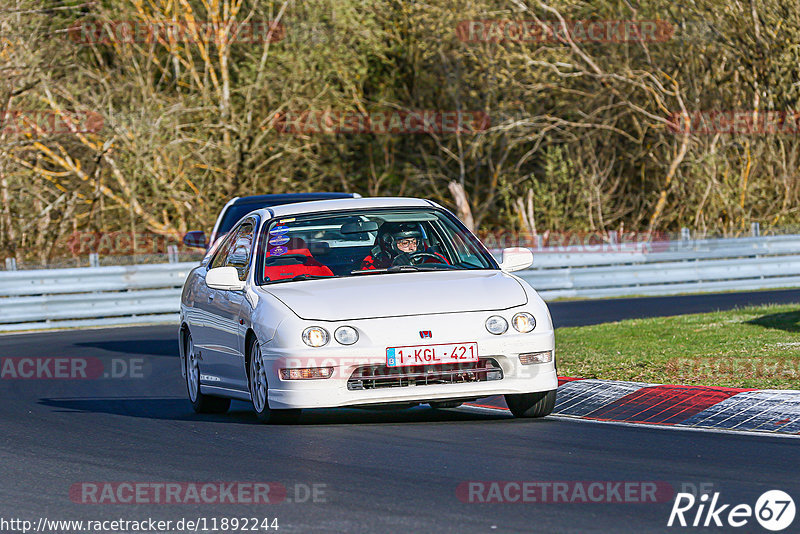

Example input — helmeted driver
[360,222,447,270]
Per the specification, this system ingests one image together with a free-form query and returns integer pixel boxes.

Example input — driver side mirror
[499,247,533,272]
[206,266,245,291]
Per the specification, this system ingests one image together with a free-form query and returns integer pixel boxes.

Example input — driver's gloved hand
[393,252,413,265]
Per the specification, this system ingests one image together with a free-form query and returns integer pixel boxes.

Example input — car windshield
[256,208,497,285]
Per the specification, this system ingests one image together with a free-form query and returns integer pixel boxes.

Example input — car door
[203,217,257,391]
[192,229,237,386]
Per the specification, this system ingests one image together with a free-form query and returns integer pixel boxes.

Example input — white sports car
[179,197,557,423]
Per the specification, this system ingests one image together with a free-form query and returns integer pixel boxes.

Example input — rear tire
[505,389,556,418]
[248,337,301,424]
[184,331,230,414]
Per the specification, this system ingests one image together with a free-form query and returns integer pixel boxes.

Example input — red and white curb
[466,378,800,436]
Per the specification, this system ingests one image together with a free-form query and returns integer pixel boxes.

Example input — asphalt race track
[2,289,799,533]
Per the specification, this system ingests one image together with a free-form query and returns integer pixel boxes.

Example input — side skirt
[200,384,251,401]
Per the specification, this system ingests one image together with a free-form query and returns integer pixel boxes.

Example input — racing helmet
[378,222,424,256]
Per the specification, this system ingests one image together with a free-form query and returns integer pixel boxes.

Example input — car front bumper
[261,324,556,410]
[267,367,557,409]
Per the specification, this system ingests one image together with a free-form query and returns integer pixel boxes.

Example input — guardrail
[515,234,800,300]
[2,234,800,332]
[0,263,194,332]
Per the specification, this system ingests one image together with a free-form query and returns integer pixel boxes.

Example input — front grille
[347,358,503,391]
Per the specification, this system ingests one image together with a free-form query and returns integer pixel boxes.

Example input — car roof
[251,197,440,219]
[230,193,357,206]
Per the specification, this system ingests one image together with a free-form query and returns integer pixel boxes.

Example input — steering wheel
[391,251,446,266]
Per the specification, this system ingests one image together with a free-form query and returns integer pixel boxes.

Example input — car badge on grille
[419,330,432,339]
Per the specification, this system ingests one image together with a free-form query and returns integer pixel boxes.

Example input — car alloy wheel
[249,340,268,413]
[186,333,199,402]
[184,330,230,414]
[248,336,301,424]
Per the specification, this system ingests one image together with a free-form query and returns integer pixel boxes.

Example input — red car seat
[264,237,334,281]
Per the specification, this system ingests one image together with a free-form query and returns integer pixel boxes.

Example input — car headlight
[512,312,536,333]
[302,327,330,347]
[334,326,359,345]
[485,315,508,335]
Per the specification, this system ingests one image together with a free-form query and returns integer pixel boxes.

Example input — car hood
[260,270,528,321]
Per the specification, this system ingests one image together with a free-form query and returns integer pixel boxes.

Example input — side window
[225,220,256,281]
[209,231,237,269]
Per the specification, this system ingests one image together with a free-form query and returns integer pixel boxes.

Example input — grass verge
[556,303,800,389]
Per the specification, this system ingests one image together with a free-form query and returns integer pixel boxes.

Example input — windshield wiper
[266,274,335,284]
[387,265,422,272]
[390,264,456,272]
[350,265,422,275]
[350,268,391,275]
[350,264,449,275]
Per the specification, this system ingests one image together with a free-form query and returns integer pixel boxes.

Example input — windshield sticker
[269,235,291,246]
[269,246,288,256]
[269,225,290,235]
[278,218,296,224]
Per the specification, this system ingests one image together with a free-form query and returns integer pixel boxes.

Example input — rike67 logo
[668,490,795,531]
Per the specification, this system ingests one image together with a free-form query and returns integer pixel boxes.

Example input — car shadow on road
[746,309,800,333]
[38,397,233,422]
[270,405,515,426]
[38,397,513,425]
[74,339,178,357]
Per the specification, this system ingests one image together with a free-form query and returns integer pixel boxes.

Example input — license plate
[386,342,478,367]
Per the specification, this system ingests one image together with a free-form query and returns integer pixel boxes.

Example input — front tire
[248,337,301,424]
[184,331,230,414]
[505,389,556,418]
